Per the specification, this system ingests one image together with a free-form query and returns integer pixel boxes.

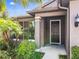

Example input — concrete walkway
[36,45,67,59]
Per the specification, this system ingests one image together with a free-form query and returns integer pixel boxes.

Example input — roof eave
[27,8,66,17]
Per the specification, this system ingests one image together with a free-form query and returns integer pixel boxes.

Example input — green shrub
[7,40,18,59]
[16,40,36,59]
[72,46,79,59]
[31,52,44,59]
[0,50,11,59]
[59,55,67,59]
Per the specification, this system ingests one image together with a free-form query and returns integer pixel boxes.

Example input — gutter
[58,1,70,59]
[58,3,68,10]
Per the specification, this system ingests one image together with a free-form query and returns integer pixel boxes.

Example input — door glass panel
[51,21,60,43]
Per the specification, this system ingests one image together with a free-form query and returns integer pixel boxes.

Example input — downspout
[58,1,70,59]
[58,3,68,10]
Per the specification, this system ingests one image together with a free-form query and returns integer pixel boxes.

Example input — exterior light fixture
[75,14,79,27]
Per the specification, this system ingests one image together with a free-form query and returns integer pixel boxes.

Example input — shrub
[59,55,67,59]
[0,50,11,59]
[0,18,22,44]
[16,40,36,59]
[7,40,19,59]
[0,39,19,59]
[72,46,79,59]
[31,52,44,59]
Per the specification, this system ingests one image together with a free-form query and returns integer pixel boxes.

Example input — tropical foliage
[0,18,22,43]
[0,0,6,14]
[16,40,44,59]
[16,40,36,59]
[23,21,34,39]
[0,50,11,59]
[0,0,44,59]
[0,0,44,14]
[28,21,35,39]
[14,0,43,7]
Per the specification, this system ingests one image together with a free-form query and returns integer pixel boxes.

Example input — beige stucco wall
[70,0,79,47]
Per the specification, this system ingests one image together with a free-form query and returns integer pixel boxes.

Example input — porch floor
[36,45,67,59]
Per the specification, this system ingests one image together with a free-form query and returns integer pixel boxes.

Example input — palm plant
[0,0,44,40]
[0,18,22,44]
[14,0,43,7]
[0,0,43,14]
[0,0,6,14]
[0,0,44,59]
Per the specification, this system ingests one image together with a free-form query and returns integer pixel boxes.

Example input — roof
[12,14,33,19]
[27,0,60,16]
[27,0,69,16]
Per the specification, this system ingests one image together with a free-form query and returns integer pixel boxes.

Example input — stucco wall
[70,0,79,46]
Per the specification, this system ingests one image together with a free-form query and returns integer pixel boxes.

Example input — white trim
[23,21,24,40]
[35,20,41,22]
[35,16,41,19]
[50,20,61,45]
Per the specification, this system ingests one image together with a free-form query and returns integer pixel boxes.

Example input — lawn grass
[59,55,67,59]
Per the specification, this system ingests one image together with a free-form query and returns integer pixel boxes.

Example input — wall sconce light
[75,14,79,27]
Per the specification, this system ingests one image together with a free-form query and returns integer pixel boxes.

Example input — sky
[6,0,48,17]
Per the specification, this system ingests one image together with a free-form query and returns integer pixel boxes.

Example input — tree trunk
[3,31,10,43]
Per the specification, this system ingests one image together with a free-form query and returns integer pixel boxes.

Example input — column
[35,17,41,48]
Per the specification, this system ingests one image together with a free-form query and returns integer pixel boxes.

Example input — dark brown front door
[50,20,61,44]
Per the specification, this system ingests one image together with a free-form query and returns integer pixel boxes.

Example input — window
[19,21,35,40]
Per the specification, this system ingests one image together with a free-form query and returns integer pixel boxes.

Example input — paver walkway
[36,45,67,59]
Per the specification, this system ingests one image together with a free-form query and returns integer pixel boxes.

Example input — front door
[50,20,61,44]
